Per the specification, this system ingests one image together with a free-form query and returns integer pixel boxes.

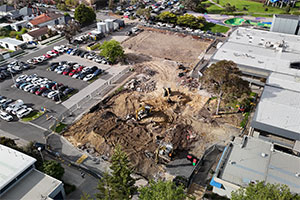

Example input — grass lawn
[202,0,224,14]
[21,111,45,122]
[203,23,230,33]
[61,89,79,101]
[212,0,299,14]
[51,122,67,133]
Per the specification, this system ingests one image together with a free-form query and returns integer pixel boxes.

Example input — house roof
[19,7,37,16]
[6,10,22,19]
[27,26,48,38]
[29,13,63,26]
[0,38,26,46]
[0,5,15,13]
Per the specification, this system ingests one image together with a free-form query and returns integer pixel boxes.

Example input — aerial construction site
[63,28,242,179]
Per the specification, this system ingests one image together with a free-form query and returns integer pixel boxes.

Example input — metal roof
[212,27,300,77]
[251,84,300,140]
[0,144,36,191]
[1,169,62,200]
[218,137,300,193]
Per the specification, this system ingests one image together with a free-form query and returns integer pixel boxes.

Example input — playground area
[224,17,272,28]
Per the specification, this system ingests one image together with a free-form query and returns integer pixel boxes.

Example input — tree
[177,14,206,29]
[108,0,114,10]
[158,11,177,24]
[231,181,300,200]
[139,180,187,200]
[100,40,124,64]
[200,60,250,115]
[74,4,96,25]
[285,5,291,13]
[96,145,136,199]
[136,8,151,20]
[20,27,27,34]
[42,160,65,180]
[181,0,198,11]
[55,20,80,44]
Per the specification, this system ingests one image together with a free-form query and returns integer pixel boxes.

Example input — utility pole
[10,71,16,86]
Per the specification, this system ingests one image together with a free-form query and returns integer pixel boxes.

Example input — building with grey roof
[211,27,300,80]
[250,72,300,142]
[271,14,300,35]
[210,136,300,198]
[0,37,26,51]
[0,144,65,199]
[0,5,15,17]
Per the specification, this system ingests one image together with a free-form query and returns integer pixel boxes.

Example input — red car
[35,87,47,95]
[44,54,52,59]
[69,69,77,76]
[51,49,59,54]
[62,67,72,75]
[52,83,63,90]
[77,66,84,72]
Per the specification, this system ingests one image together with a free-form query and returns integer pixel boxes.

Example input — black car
[50,64,58,71]
[80,51,87,58]
[0,73,5,80]
[42,89,51,97]
[1,70,10,77]
[30,85,40,93]
[59,85,68,92]
[63,87,74,96]
[79,72,88,80]
[76,50,82,56]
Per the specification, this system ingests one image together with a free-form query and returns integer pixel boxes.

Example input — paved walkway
[208,0,224,8]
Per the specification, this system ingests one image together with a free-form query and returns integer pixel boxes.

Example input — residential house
[5,10,23,21]
[22,26,48,42]
[0,38,26,51]
[28,13,64,28]
[19,7,38,21]
[0,5,14,17]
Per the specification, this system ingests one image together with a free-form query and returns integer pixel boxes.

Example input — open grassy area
[51,122,67,133]
[202,0,224,14]
[21,111,45,122]
[203,23,230,33]
[212,0,298,14]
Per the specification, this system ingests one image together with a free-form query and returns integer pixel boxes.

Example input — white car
[47,91,59,99]
[16,107,33,119]
[72,73,80,79]
[24,84,36,92]
[16,74,28,83]
[61,45,69,51]
[26,74,38,82]
[83,74,94,81]
[56,66,66,74]
[11,105,27,115]
[47,51,57,57]
[82,67,91,73]
[0,111,13,121]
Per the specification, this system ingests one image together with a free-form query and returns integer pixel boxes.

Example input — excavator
[135,104,152,121]
[155,143,173,164]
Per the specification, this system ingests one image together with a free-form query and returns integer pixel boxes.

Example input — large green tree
[139,180,187,200]
[176,14,206,29]
[74,4,96,25]
[55,20,80,44]
[100,40,124,64]
[201,60,250,115]
[43,160,65,180]
[136,8,151,20]
[96,145,136,199]
[231,181,300,200]
[158,11,177,24]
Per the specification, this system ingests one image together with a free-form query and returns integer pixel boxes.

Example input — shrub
[264,7,268,11]
[9,31,16,38]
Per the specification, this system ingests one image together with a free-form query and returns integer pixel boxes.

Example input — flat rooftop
[212,27,300,76]
[1,169,62,200]
[251,72,300,140]
[0,144,36,191]
[219,137,300,193]
[0,37,26,46]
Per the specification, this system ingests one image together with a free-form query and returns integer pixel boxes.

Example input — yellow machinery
[136,104,152,121]
[155,143,173,164]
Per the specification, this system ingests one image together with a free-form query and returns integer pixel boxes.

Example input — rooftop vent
[240,136,247,148]
[296,173,300,177]
[261,153,267,157]
[229,160,236,165]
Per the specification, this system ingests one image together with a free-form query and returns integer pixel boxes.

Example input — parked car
[16,107,33,118]
[94,69,103,76]
[30,85,40,93]
[62,87,74,96]
[42,89,51,97]
[0,111,13,121]
[47,91,59,99]
[83,74,94,81]
[35,87,47,95]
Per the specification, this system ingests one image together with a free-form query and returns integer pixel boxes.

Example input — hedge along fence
[86,43,101,51]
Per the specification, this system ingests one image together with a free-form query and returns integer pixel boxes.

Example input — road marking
[76,154,88,164]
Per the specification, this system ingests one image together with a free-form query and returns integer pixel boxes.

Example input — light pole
[38,147,44,162]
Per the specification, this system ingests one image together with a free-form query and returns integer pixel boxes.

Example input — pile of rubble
[124,68,157,92]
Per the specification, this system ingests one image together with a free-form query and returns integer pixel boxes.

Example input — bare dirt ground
[123,29,211,67]
[64,30,241,178]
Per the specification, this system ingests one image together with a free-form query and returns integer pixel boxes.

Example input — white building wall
[22,33,34,42]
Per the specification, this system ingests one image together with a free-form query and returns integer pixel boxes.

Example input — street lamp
[38,147,44,162]
[10,70,16,86]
